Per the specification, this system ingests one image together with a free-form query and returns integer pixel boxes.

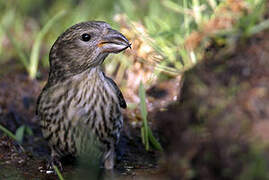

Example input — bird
[36,21,130,170]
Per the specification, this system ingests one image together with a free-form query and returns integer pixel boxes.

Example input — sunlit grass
[0,0,267,78]
[118,0,267,75]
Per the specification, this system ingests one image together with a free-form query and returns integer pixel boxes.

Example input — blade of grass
[29,10,66,79]
[248,19,269,36]
[139,81,163,151]
[148,128,163,151]
[139,81,149,150]
[53,165,64,180]
[141,126,145,144]
[0,124,17,140]
[192,0,202,25]
[207,0,217,10]
[25,126,33,136]
[15,125,25,143]
[162,0,191,15]
[0,124,26,152]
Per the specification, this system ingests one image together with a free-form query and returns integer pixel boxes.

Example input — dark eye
[81,33,91,41]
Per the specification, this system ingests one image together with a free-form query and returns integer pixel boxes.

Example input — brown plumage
[36,21,130,169]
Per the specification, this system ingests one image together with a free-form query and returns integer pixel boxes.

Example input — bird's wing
[104,75,127,109]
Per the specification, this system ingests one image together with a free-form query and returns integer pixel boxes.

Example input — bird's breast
[39,68,123,156]
[64,70,122,142]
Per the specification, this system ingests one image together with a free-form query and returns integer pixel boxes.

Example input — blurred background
[1,0,269,179]
[1,0,266,112]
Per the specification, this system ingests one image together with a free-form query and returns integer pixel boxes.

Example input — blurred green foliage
[0,0,267,78]
[120,0,214,71]
[120,0,267,73]
[0,0,121,78]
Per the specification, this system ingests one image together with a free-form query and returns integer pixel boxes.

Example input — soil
[0,64,160,179]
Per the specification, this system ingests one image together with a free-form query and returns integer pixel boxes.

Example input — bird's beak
[98,28,131,53]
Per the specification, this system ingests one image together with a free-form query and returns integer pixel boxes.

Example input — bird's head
[49,21,130,80]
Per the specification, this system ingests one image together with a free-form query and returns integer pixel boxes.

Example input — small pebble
[39,169,46,173]
[5,160,11,164]
[18,159,24,164]
[131,121,137,127]
[125,166,134,169]
[46,170,54,174]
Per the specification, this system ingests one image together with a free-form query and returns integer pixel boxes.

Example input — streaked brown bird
[36,21,130,169]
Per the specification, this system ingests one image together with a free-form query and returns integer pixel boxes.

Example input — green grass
[119,0,267,74]
[139,81,163,151]
[0,124,33,144]
[0,0,119,77]
[0,9,65,78]
[53,165,64,180]
[118,0,216,73]
[29,10,66,79]
[15,125,33,143]
[0,124,17,140]
[0,0,267,77]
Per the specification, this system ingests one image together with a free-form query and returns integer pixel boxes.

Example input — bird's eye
[81,33,91,41]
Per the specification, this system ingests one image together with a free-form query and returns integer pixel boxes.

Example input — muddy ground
[1,30,269,179]
[0,61,163,179]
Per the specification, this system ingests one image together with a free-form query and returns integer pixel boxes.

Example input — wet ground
[0,65,163,179]
[0,95,159,179]
[0,130,158,180]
